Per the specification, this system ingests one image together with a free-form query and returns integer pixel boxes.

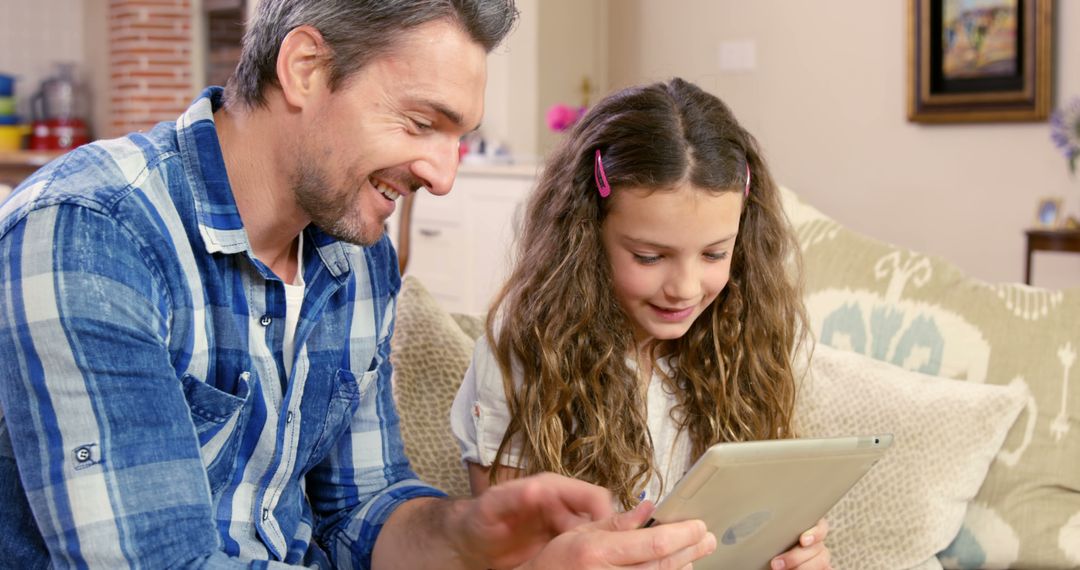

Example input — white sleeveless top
[449,335,694,506]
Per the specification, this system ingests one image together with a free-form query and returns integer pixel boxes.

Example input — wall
[0,0,201,142]
[536,0,608,157]
[482,0,540,164]
[483,0,607,163]
[606,0,1080,288]
[0,1,88,128]
[84,0,110,140]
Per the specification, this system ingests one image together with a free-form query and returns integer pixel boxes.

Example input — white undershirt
[282,233,305,378]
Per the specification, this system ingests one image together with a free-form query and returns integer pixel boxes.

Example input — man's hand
[450,472,614,568]
[452,473,716,569]
[517,500,717,570]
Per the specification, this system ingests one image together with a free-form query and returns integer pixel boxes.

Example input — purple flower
[1050,97,1080,175]
[546,103,586,132]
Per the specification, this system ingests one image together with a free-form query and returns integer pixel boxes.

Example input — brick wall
[108,0,194,137]
[206,7,246,88]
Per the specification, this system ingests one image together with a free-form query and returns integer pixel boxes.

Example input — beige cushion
[390,276,482,497]
[782,187,1080,568]
[795,344,1026,569]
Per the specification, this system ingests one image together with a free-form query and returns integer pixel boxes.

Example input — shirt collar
[176,87,353,279]
[177,86,249,256]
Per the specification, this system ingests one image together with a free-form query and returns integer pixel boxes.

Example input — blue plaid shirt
[0,87,444,568]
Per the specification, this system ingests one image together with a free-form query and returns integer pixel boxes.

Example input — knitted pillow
[390,276,482,497]
[795,344,1026,569]
[782,187,1080,568]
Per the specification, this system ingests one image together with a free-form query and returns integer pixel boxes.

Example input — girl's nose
[664,262,702,301]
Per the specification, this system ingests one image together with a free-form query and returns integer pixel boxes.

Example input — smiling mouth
[651,304,696,320]
[371,177,401,201]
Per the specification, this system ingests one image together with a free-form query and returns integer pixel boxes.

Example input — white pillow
[794,344,1026,570]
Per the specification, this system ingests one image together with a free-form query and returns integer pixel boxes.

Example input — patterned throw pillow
[390,276,482,497]
[795,344,1026,569]
[782,187,1080,568]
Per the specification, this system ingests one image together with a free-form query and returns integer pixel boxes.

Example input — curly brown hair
[486,78,808,509]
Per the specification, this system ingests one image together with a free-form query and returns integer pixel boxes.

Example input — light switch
[718,40,757,72]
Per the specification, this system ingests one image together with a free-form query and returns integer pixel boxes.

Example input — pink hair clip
[594,149,611,198]
[744,162,751,198]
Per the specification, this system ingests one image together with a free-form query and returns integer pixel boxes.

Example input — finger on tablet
[604,519,714,566]
[799,518,829,547]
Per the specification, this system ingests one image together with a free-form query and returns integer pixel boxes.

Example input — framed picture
[907,0,1053,123]
[1034,197,1063,229]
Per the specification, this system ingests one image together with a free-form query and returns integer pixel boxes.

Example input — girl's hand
[770,518,831,570]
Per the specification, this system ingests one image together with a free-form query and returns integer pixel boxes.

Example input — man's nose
[414,136,460,196]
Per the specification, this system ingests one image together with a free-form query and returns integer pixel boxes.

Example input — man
[0,1,717,567]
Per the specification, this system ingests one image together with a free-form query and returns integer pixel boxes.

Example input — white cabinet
[386,163,539,315]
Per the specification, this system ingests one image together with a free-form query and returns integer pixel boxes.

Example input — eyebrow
[626,233,738,250]
[414,97,480,132]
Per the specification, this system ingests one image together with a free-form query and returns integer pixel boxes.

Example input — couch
[389,188,1080,570]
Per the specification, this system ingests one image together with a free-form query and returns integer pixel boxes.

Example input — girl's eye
[632,253,661,265]
[704,251,729,262]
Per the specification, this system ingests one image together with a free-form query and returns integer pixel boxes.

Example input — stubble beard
[292,161,383,247]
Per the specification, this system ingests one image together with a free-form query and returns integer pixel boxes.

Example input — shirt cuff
[339,479,447,569]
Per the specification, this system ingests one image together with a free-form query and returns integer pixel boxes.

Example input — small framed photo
[1034,197,1063,229]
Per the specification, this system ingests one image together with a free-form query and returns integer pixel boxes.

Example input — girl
[450,78,829,569]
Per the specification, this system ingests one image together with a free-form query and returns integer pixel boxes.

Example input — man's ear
[276,25,329,109]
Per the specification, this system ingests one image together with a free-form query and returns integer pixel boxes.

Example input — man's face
[294,19,487,246]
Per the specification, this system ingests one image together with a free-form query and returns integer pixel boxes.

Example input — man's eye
[412,118,433,131]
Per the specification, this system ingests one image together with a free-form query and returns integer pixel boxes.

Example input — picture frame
[907,0,1053,123]
[1034,197,1063,229]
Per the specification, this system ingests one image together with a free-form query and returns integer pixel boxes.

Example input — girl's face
[601,183,743,349]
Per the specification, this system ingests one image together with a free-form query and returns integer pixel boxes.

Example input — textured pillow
[782,187,1080,568]
[795,344,1026,569]
[390,275,482,497]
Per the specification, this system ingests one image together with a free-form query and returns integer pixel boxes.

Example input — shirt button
[239,371,251,382]
[262,508,269,521]
[286,411,294,424]
[74,446,92,462]
[259,315,272,326]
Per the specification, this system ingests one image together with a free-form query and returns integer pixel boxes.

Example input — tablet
[643,434,893,570]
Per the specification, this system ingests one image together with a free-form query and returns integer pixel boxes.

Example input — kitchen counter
[0,149,65,189]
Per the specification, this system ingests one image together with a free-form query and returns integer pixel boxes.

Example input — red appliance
[29,63,90,151]
[30,117,89,151]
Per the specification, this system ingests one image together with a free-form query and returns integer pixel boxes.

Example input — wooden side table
[1024,228,1080,285]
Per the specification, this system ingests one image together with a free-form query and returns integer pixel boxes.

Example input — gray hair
[225,0,518,109]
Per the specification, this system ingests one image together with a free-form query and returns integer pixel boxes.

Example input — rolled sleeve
[449,335,521,468]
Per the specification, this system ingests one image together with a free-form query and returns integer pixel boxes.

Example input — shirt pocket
[180,372,254,495]
[304,368,365,470]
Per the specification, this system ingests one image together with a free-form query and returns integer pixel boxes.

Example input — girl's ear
[276,25,330,109]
